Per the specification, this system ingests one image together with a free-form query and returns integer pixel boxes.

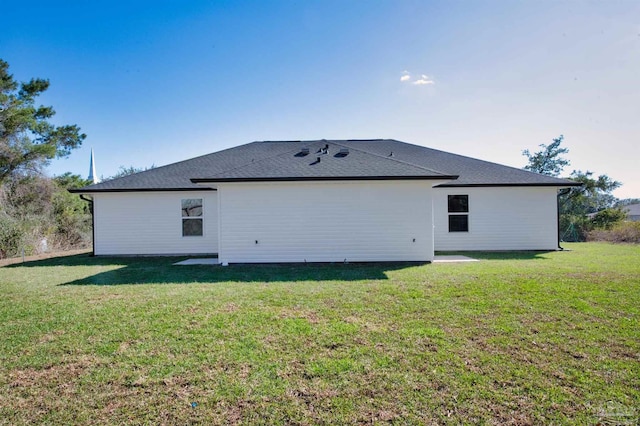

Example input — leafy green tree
[563,170,621,213]
[102,164,155,181]
[615,198,640,207]
[590,208,627,230]
[0,59,86,183]
[522,136,623,241]
[560,170,622,241]
[51,173,92,249]
[53,172,92,190]
[522,135,570,177]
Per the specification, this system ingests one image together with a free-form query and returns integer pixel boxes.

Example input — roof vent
[295,147,310,157]
[388,151,394,157]
[335,148,349,158]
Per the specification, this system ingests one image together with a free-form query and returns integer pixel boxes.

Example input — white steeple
[88,148,97,184]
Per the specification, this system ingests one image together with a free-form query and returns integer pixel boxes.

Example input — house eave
[435,182,582,188]
[190,175,459,184]
[68,187,217,194]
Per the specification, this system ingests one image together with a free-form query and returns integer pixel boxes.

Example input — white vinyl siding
[217,181,438,264]
[434,187,558,251]
[93,191,218,255]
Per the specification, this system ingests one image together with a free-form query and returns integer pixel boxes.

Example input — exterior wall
[217,181,437,263]
[434,187,558,251]
[93,191,218,255]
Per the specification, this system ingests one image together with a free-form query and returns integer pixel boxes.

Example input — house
[70,139,580,263]
[622,204,640,222]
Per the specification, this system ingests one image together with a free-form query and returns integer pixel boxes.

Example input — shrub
[0,173,92,258]
[590,208,627,230]
[0,213,25,258]
[587,221,640,243]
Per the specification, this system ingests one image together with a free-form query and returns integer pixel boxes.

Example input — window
[448,195,468,212]
[448,215,469,232]
[182,199,203,236]
[448,195,469,232]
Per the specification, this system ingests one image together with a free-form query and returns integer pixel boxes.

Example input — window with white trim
[181,198,203,236]
[448,195,469,232]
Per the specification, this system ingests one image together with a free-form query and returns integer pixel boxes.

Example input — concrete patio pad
[173,258,218,266]
[173,256,477,265]
[433,255,478,263]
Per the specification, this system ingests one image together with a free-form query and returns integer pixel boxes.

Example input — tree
[102,164,155,181]
[51,173,93,249]
[0,172,92,257]
[522,135,570,176]
[522,136,623,241]
[590,208,626,230]
[53,171,92,190]
[0,59,86,183]
[559,170,622,241]
[615,198,640,207]
[563,170,621,213]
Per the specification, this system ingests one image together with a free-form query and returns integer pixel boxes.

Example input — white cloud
[413,74,435,85]
[400,71,435,85]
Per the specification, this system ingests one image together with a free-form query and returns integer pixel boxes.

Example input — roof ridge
[200,140,456,181]
[332,140,453,177]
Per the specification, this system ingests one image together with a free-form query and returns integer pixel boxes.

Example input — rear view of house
[71,139,579,263]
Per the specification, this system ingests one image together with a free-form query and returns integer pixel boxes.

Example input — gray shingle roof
[71,139,579,193]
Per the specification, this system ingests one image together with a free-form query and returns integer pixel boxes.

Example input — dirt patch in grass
[3,356,102,422]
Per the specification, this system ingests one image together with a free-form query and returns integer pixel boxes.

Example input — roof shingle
[71,139,579,192]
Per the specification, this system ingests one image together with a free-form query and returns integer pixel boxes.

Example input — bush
[590,208,627,230]
[0,173,92,258]
[587,221,640,243]
[0,213,25,258]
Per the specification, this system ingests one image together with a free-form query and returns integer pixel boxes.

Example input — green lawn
[0,243,638,425]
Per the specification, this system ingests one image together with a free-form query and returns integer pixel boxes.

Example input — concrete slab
[173,258,219,266]
[433,255,478,263]
[173,257,477,265]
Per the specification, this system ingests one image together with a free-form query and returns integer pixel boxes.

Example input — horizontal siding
[434,187,558,251]
[218,181,435,263]
[94,191,218,255]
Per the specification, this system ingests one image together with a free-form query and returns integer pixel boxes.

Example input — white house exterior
[72,139,579,262]
[92,191,218,256]
[433,187,559,251]
[215,180,444,264]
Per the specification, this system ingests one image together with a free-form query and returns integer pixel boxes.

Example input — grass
[0,243,638,425]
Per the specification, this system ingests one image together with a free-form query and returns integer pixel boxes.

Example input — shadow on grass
[7,253,422,285]
[436,250,556,260]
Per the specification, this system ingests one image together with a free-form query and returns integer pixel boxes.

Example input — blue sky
[2,0,639,198]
